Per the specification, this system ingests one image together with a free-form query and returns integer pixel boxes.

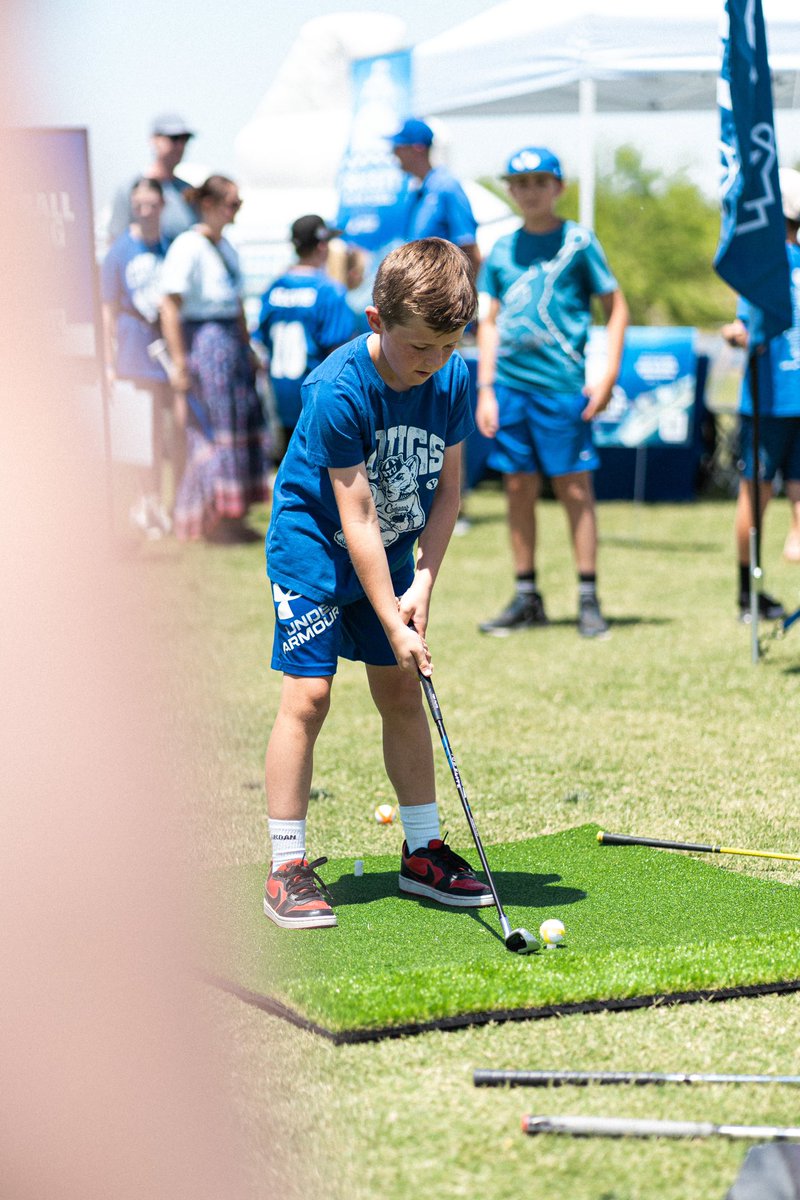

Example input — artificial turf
[206,823,800,1039]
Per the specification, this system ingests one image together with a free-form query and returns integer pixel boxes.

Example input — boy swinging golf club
[263,239,497,932]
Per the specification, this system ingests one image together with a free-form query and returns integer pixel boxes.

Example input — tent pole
[578,76,596,229]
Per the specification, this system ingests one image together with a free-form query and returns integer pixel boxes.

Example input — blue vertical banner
[336,50,412,252]
[714,0,792,345]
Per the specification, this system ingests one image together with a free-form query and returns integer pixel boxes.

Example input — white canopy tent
[413,0,800,226]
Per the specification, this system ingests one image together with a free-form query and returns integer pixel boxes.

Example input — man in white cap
[107,113,197,247]
[722,165,800,604]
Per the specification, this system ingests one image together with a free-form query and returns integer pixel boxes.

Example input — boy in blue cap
[476,146,628,638]
[263,238,493,930]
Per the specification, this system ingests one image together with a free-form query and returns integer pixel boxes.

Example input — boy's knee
[283,677,332,726]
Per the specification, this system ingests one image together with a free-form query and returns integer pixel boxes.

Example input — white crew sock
[268,818,306,868]
[399,802,441,853]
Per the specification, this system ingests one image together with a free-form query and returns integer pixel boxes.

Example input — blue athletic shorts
[487,383,600,477]
[269,560,415,676]
[738,415,800,482]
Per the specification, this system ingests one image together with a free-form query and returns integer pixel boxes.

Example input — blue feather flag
[714,0,791,347]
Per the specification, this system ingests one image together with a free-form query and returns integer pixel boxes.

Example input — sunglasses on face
[165,133,190,143]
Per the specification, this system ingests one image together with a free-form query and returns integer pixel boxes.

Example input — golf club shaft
[522,1114,800,1140]
[417,672,509,931]
[598,830,800,863]
[476,1069,800,1088]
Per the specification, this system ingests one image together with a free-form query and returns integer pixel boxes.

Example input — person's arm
[581,288,629,421]
[475,296,501,437]
[329,464,430,674]
[159,293,192,393]
[399,440,463,639]
[461,242,482,278]
[722,317,748,348]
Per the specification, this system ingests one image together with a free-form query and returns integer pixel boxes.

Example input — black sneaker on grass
[263,857,337,929]
[399,838,494,907]
[578,596,610,639]
[479,591,548,635]
[738,591,786,623]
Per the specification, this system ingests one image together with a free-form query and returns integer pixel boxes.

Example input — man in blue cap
[475,145,628,639]
[388,117,480,275]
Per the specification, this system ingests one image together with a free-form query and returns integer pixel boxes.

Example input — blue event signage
[336,50,412,252]
[588,327,697,449]
[13,127,101,360]
[714,0,791,345]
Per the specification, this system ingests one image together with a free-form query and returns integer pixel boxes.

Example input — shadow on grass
[327,869,587,912]
[540,616,672,630]
[601,536,720,553]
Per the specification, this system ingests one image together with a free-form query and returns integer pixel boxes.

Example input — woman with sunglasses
[160,175,272,542]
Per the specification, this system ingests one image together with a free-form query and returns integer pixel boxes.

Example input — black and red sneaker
[399,838,494,908]
[263,857,337,929]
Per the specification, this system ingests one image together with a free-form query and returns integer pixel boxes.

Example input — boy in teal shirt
[476,146,628,638]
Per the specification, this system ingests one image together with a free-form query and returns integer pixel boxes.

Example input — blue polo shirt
[404,166,478,248]
[738,240,800,417]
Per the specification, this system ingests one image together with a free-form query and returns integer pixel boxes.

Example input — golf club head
[505,927,539,955]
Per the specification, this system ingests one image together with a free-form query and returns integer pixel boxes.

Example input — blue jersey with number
[266,333,473,604]
[404,166,478,248]
[738,240,800,417]
[482,220,617,394]
[257,269,355,429]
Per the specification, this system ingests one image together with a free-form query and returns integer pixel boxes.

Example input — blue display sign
[336,50,412,252]
[588,327,697,449]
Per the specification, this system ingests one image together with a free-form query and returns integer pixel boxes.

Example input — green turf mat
[205,824,800,1039]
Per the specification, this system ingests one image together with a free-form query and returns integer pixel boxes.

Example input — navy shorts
[269,560,415,677]
[738,415,800,482]
[487,383,600,477]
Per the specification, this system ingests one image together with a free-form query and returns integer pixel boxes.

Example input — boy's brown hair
[373,238,477,332]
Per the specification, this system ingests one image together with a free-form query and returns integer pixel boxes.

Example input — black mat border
[205,973,800,1045]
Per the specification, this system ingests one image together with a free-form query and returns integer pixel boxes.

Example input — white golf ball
[374,803,396,825]
[354,859,364,876]
[539,918,566,947]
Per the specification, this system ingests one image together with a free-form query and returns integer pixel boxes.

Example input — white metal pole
[578,76,596,229]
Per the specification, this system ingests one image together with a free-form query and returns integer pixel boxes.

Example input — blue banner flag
[714,0,792,345]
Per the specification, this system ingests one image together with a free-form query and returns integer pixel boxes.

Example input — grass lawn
[143,485,800,1200]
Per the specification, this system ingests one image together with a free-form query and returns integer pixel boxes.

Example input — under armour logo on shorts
[273,583,301,620]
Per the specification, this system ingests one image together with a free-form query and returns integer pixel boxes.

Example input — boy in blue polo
[476,146,628,638]
[263,238,493,930]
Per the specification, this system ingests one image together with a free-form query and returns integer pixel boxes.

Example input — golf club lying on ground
[597,829,800,864]
[521,1114,800,1141]
[417,670,538,955]
[475,1069,800,1088]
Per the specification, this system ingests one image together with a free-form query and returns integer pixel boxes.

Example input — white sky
[13,0,800,218]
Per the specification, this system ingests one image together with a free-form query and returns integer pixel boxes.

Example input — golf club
[476,1069,800,1088]
[418,670,538,955]
[597,829,800,863]
[521,1114,800,1141]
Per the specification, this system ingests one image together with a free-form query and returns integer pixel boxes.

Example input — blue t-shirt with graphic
[404,166,478,248]
[738,240,800,417]
[266,334,474,604]
[101,230,168,382]
[257,269,356,429]
[482,220,618,394]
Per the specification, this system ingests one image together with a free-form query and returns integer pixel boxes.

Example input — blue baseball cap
[388,118,434,147]
[502,146,563,180]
